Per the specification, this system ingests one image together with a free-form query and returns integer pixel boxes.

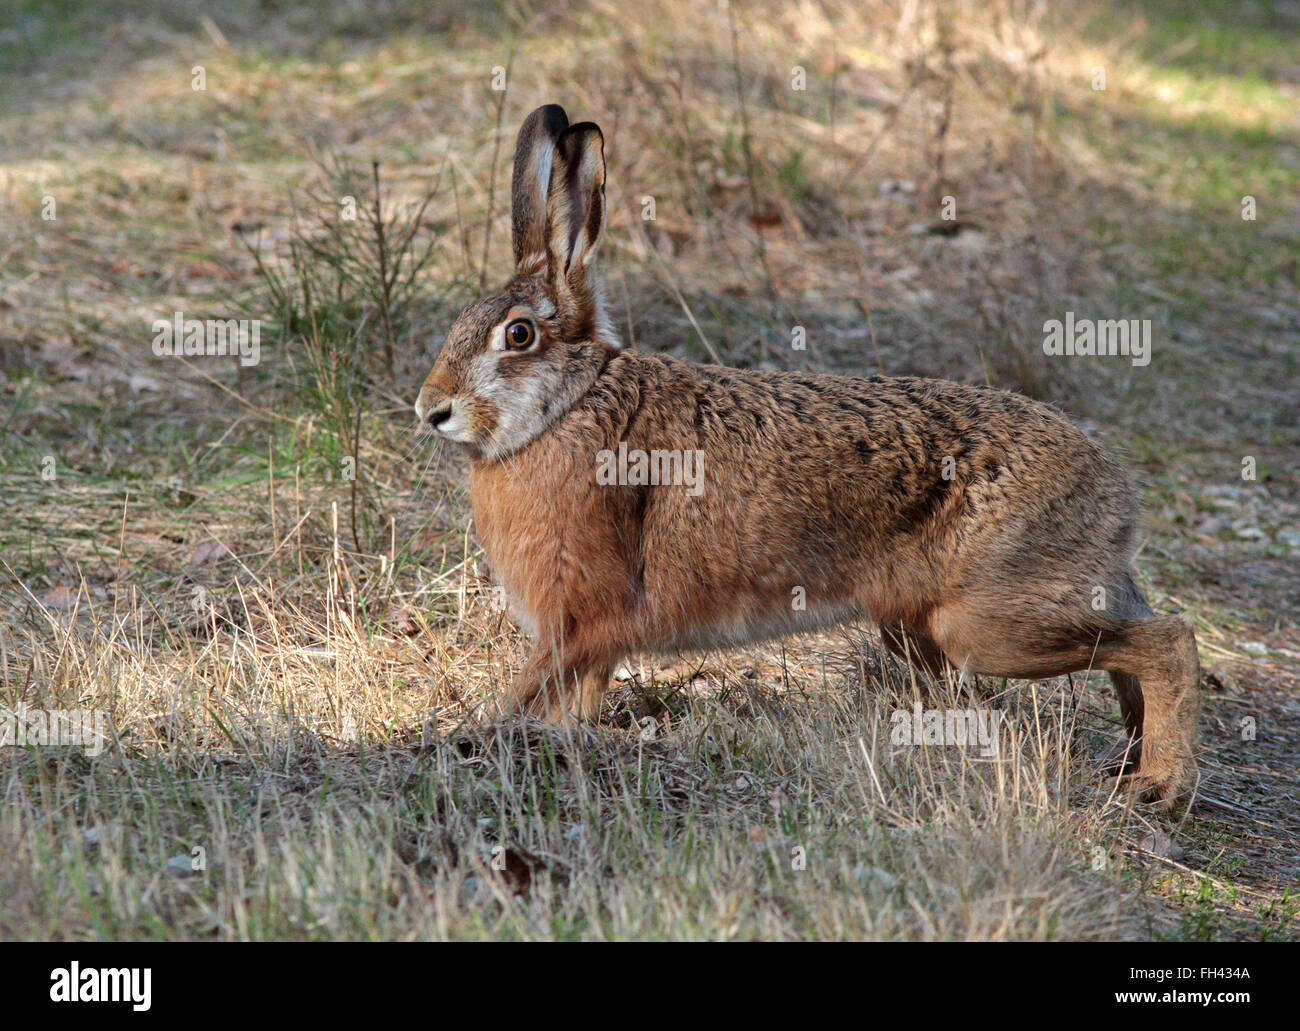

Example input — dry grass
[1,0,1297,939]
[1,558,1187,940]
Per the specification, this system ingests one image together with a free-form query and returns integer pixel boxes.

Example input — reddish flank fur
[416,105,1200,810]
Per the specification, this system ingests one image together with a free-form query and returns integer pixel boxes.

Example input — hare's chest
[469,451,640,634]
[468,456,584,619]
[472,458,557,565]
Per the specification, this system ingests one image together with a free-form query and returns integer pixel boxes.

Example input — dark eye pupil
[510,322,531,345]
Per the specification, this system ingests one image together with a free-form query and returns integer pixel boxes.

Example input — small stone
[83,824,128,846]
[167,854,196,877]
[1136,830,1184,861]
[1204,485,1247,505]
[853,864,900,887]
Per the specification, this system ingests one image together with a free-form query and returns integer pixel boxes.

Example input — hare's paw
[1120,758,1198,814]
[478,678,543,723]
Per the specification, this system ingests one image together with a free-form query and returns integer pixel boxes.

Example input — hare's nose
[425,401,453,429]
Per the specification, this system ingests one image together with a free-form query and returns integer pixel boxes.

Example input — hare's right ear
[544,122,607,332]
[511,104,569,275]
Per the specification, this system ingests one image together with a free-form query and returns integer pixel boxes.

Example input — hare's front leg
[491,643,615,723]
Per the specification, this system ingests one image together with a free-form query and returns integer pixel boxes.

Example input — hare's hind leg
[879,621,949,681]
[880,620,980,703]
[1094,575,1200,804]
[926,581,1199,810]
[1101,576,1153,776]
[1094,614,1200,809]
[879,621,1002,703]
[1103,673,1143,775]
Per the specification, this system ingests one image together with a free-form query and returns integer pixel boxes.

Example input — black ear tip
[559,121,605,154]
[531,104,569,134]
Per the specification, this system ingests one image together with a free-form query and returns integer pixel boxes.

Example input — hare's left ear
[511,104,569,275]
[544,122,606,329]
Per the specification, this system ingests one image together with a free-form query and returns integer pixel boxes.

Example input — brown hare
[415,104,1200,809]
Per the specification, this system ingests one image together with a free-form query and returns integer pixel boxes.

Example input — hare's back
[603,355,1138,607]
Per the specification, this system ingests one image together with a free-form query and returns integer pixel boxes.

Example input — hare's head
[416,105,619,460]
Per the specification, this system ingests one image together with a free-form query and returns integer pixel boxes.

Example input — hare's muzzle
[420,399,453,431]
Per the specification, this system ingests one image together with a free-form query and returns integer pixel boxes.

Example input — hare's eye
[505,319,535,350]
